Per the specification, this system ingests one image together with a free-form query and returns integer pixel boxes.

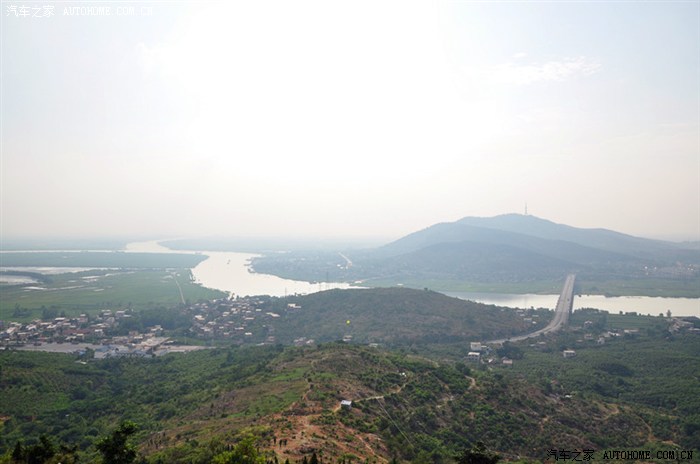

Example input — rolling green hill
[266,288,547,347]
[251,215,700,297]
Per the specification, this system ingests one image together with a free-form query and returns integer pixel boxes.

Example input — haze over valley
[1,1,699,463]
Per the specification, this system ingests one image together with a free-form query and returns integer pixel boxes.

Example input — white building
[467,351,481,362]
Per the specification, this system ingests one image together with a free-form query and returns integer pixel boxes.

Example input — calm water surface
[125,240,352,297]
[445,292,699,318]
[190,251,352,297]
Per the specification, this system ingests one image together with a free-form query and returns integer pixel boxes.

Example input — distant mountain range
[251,214,700,297]
[380,214,695,260]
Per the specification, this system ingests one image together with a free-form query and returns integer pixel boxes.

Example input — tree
[496,342,523,360]
[95,421,139,464]
[212,436,266,464]
[41,307,58,321]
[11,441,24,463]
[8,436,78,464]
[455,442,500,464]
[25,435,56,464]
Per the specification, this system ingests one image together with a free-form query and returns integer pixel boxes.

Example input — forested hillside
[267,288,546,346]
[1,321,697,463]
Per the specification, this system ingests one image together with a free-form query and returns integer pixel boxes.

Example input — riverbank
[2,240,697,319]
[356,276,700,299]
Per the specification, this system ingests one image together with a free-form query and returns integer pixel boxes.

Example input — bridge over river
[487,274,576,345]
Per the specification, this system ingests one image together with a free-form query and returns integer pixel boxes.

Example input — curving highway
[487,274,576,344]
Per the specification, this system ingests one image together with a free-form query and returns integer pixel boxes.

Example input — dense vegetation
[1,314,697,463]
[266,288,549,347]
[347,332,700,461]
[0,345,289,462]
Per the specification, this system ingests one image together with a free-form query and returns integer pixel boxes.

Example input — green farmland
[0,252,225,321]
[0,269,226,322]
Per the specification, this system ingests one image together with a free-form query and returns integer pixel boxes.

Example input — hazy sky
[2,1,699,242]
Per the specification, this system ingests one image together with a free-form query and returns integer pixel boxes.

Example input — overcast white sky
[2,1,699,242]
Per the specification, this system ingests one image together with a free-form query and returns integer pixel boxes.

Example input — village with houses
[0,308,195,359]
[2,294,699,363]
[0,292,359,359]
[0,296,292,357]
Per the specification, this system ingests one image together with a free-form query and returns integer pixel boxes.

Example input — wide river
[125,240,353,297]
[122,241,700,317]
[444,292,699,318]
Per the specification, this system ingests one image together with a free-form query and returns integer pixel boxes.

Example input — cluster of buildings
[465,341,512,365]
[5,294,697,361]
[79,335,175,359]
[0,309,140,347]
[187,296,290,344]
[669,317,700,334]
[0,309,184,358]
[514,308,543,326]
[642,263,698,279]
[0,296,307,355]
